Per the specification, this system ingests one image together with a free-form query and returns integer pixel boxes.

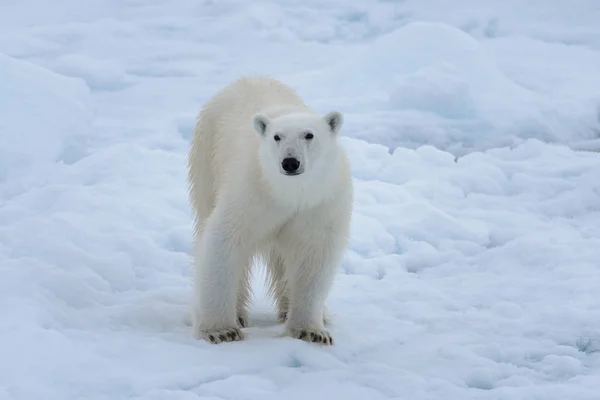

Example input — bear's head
[252,111,343,178]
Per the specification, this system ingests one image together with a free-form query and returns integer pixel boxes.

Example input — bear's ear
[323,111,343,136]
[252,113,270,137]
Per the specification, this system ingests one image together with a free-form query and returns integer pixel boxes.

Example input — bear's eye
[305,133,314,140]
[274,134,281,142]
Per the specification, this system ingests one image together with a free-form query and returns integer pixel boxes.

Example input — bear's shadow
[240,310,289,340]
[246,310,282,328]
[182,310,285,340]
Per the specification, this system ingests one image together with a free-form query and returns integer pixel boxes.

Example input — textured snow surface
[1,1,600,399]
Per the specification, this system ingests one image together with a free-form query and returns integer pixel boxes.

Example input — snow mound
[0,53,92,187]
[51,54,128,92]
[383,23,564,134]
[334,22,600,154]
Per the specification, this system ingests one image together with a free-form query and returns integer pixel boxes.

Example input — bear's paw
[195,326,244,344]
[287,326,334,346]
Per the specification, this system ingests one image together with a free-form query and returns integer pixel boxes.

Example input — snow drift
[0,53,92,192]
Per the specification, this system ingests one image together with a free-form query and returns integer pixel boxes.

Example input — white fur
[187,76,353,345]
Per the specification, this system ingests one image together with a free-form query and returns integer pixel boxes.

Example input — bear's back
[192,76,311,202]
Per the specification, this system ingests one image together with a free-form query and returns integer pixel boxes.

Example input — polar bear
[187,76,353,345]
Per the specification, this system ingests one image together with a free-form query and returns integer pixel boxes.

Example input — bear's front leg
[282,238,341,346]
[192,214,245,344]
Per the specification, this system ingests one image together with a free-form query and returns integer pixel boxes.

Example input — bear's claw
[277,310,288,323]
[237,315,248,328]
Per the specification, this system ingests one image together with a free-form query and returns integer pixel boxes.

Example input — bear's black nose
[281,157,300,173]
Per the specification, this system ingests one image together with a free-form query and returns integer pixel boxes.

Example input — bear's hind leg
[236,261,253,328]
[265,248,290,323]
[266,247,333,326]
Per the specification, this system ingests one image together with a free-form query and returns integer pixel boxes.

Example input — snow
[1,0,600,399]
[0,54,91,191]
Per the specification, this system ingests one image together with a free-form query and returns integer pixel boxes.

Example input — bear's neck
[258,156,344,212]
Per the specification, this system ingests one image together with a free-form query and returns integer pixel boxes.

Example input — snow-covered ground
[1,1,600,399]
